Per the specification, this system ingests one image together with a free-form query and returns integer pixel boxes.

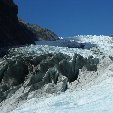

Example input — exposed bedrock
[0,0,58,48]
[0,0,36,47]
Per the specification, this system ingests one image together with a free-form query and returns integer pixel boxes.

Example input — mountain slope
[26,23,59,41]
[0,0,36,47]
[0,0,58,48]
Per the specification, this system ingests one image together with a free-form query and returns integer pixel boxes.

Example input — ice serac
[0,44,99,113]
[0,35,113,113]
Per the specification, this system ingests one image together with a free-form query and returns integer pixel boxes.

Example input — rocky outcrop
[26,23,59,41]
[0,0,36,47]
[0,0,58,48]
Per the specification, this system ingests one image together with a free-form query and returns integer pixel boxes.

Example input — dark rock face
[0,0,59,49]
[0,48,9,57]
[26,24,59,41]
[0,0,36,48]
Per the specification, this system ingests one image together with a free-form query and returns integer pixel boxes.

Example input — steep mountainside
[0,0,36,47]
[0,0,58,48]
[26,23,59,41]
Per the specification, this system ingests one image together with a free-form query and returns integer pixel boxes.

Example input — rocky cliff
[0,0,58,48]
[0,0,36,47]
[26,23,59,41]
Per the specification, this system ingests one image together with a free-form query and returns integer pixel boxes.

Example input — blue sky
[14,0,113,37]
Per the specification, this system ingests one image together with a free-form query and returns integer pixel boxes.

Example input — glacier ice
[11,70,113,113]
[1,35,113,113]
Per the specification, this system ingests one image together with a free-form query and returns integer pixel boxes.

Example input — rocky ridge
[0,0,36,47]
[0,0,58,48]
[26,23,59,41]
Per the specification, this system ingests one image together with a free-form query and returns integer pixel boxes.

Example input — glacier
[1,35,113,113]
[11,75,113,113]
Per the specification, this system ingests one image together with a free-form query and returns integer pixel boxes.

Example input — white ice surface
[11,75,113,113]
[9,35,113,60]
[66,35,113,56]
[35,35,113,57]
[8,35,113,113]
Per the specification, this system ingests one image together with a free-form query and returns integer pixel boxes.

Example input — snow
[35,35,113,57]
[10,72,113,113]
[59,37,63,39]
[11,35,112,60]
[76,35,113,46]
[10,44,94,59]
[73,35,113,56]
[5,35,113,113]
